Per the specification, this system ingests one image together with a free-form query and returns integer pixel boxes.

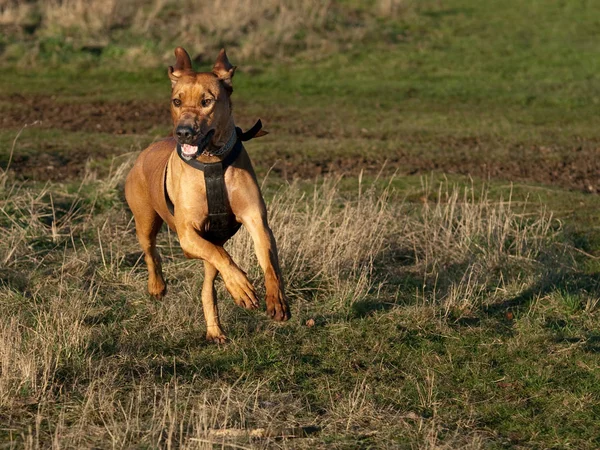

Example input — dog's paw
[148,279,167,299]
[266,291,291,322]
[224,268,259,310]
[206,331,227,344]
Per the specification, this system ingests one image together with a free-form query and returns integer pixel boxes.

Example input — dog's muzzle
[178,129,215,160]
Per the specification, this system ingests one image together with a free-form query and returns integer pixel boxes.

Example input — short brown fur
[125,47,290,343]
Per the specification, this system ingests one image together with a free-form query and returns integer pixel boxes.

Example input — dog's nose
[175,125,194,142]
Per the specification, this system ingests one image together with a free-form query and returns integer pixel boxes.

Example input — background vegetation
[0,0,599,448]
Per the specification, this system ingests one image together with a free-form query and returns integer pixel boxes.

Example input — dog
[125,47,290,343]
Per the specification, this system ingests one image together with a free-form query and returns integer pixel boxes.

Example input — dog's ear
[212,48,236,91]
[168,47,193,88]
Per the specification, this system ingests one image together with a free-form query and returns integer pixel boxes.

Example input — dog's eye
[201,98,213,108]
[172,98,182,107]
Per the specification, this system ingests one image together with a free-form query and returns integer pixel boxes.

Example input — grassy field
[1,0,600,448]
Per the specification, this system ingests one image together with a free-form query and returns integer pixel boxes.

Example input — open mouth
[179,130,215,159]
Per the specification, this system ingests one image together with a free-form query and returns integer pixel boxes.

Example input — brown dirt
[2,95,599,193]
[269,152,599,194]
[8,145,111,181]
[2,94,170,134]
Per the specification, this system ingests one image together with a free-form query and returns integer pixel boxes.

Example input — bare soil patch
[2,94,170,134]
[2,95,599,193]
[8,145,107,181]
[269,140,600,194]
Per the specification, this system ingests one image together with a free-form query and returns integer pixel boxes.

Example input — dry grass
[39,0,118,36]
[230,175,394,310]
[0,152,573,446]
[412,179,555,268]
[401,178,559,320]
[0,0,402,63]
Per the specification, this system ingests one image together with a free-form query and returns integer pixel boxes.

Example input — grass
[1,0,599,194]
[1,0,599,447]
[2,165,598,448]
[0,0,395,65]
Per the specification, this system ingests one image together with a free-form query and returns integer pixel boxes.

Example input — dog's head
[168,47,236,158]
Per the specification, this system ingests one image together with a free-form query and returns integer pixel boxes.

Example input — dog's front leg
[178,225,259,310]
[201,260,227,343]
[241,213,290,321]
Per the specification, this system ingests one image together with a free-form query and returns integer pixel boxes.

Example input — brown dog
[125,47,290,343]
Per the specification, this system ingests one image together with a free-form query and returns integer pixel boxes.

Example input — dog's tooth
[182,144,198,154]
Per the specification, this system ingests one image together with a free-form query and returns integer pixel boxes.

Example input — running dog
[125,47,290,343]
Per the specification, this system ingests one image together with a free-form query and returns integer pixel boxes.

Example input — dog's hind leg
[134,212,166,299]
[202,260,226,343]
[125,167,167,299]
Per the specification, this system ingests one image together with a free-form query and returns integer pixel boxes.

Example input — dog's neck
[202,128,237,157]
[204,118,236,156]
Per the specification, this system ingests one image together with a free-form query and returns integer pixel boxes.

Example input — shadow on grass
[351,299,396,318]
[422,7,475,19]
[485,271,600,318]
[78,224,600,384]
[0,267,31,294]
[349,234,600,342]
[555,335,600,353]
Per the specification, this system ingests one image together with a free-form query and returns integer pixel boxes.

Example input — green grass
[1,0,599,447]
[2,0,599,195]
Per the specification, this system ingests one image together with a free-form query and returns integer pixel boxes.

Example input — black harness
[164,120,265,244]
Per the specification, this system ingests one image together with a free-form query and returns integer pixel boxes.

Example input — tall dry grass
[0,0,408,63]
[229,175,394,309]
[403,178,558,318]
[0,157,565,446]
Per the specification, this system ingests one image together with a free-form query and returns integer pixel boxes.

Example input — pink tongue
[182,144,198,155]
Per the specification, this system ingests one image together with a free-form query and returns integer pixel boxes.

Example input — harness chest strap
[164,120,266,240]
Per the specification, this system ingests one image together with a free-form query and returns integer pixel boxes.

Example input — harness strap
[202,159,234,238]
[165,163,174,215]
[165,120,265,242]
[237,119,267,142]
